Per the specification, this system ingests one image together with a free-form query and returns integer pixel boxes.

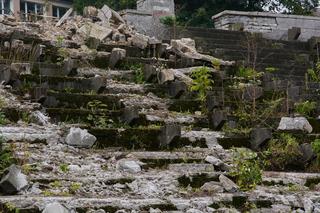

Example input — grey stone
[158,69,175,84]
[219,174,239,193]
[42,202,71,213]
[143,64,158,82]
[242,86,263,101]
[116,160,142,173]
[209,110,226,130]
[0,164,28,195]
[288,27,301,41]
[205,156,224,167]
[158,124,181,147]
[65,127,97,148]
[0,65,11,83]
[167,81,187,98]
[277,117,313,133]
[200,181,224,193]
[250,128,272,150]
[10,63,31,75]
[121,107,140,125]
[130,33,149,49]
[299,143,316,162]
[109,48,126,69]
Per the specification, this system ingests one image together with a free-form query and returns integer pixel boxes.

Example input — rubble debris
[42,202,72,213]
[277,117,313,133]
[65,127,97,148]
[56,8,74,27]
[0,164,28,195]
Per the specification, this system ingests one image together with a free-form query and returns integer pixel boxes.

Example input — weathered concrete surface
[212,10,320,41]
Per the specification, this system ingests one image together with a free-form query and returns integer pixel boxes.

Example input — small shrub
[264,133,302,170]
[230,148,263,191]
[160,16,176,26]
[312,139,320,163]
[0,137,16,174]
[190,66,214,111]
[294,101,316,117]
[59,164,69,173]
[87,100,111,128]
[308,61,320,82]
[0,112,8,126]
[69,182,81,194]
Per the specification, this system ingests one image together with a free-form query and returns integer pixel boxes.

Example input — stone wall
[212,10,320,41]
[137,0,175,16]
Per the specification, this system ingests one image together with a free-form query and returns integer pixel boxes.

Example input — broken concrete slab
[65,127,97,148]
[0,164,28,195]
[109,48,126,69]
[158,124,181,147]
[56,8,73,27]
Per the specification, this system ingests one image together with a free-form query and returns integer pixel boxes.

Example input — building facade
[0,0,73,19]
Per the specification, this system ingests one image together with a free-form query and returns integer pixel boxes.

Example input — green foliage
[132,64,145,84]
[87,100,111,128]
[0,112,8,126]
[264,133,302,170]
[69,182,81,194]
[230,148,263,191]
[294,101,316,117]
[160,16,176,26]
[190,66,214,109]
[308,61,320,82]
[59,164,69,173]
[311,139,320,164]
[0,137,16,174]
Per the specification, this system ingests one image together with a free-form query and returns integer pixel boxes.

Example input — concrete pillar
[12,0,20,19]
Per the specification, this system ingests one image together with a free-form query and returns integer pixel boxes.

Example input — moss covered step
[45,108,123,124]
[44,91,124,109]
[0,196,177,213]
[89,127,206,151]
[18,74,107,93]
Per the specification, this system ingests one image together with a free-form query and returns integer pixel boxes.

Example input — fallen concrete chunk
[83,6,98,18]
[170,38,235,66]
[109,48,126,69]
[277,117,313,133]
[158,124,181,147]
[250,128,272,150]
[42,202,71,213]
[158,69,175,84]
[0,164,28,195]
[130,33,149,49]
[111,9,125,24]
[116,160,142,173]
[300,143,316,162]
[56,8,73,27]
[65,127,96,148]
[98,5,112,23]
[201,181,224,193]
[219,174,239,193]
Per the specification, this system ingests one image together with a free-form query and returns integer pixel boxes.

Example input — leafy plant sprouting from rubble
[56,35,69,65]
[190,66,214,112]
[230,148,263,191]
[87,100,112,128]
[308,61,320,82]
[0,137,16,174]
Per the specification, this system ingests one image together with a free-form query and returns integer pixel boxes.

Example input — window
[53,6,68,18]
[0,0,11,15]
[20,1,44,15]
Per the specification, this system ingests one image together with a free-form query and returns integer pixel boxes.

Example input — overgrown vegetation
[190,66,214,112]
[160,16,176,26]
[308,61,320,82]
[0,137,16,174]
[230,148,263,191]
[264,133,302,171]
[294,101,316,117]
[311,139,320,164]
[87,100,111,128]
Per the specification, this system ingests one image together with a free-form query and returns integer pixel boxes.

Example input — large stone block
[0,164,28,195]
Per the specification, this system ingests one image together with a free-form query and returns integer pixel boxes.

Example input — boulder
[200,181,224,193]
[130,33,149,49]
[42,202,71,213]
[65,127,96,148]
[158,69,175,84]
[109,48,126,69]
[121,107,140,125]
[300,143,316,162]
[250,128,272,150]
[158,124,181,147]
[167,81,187,98]
[209,110,226,130]
[0,164,28,195]
[116,160,142,173]
[277,117,313,133]
[205,156,224,167]
[219,174,239,193]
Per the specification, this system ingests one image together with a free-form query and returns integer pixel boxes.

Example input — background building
[0,0,73,19]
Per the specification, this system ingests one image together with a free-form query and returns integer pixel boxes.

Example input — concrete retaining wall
[212,10,320,41]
